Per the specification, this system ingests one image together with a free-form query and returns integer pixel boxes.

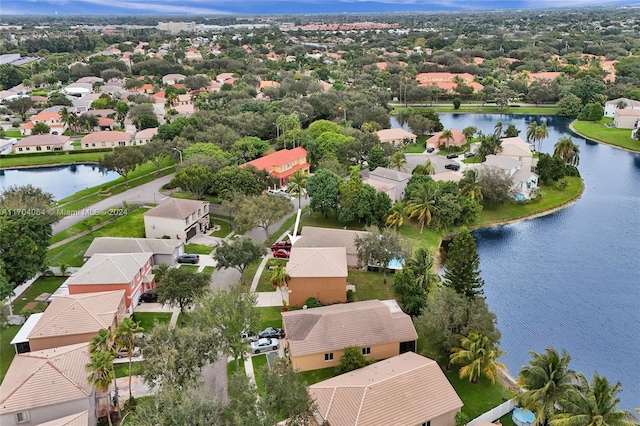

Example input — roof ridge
[0,357,48,404]
[354,385,368,425]
[364,359,431,388]
[316,250,343,273]
[46,349,92,397]
[325,387,338,420]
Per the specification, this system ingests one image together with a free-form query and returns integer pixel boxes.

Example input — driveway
[406,152,466,174]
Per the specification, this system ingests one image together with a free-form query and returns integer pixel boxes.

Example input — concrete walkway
[134,302,181,327]
[244,355,256,382]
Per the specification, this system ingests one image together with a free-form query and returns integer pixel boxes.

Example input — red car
[271,241,292,251]
[273,249,290,259]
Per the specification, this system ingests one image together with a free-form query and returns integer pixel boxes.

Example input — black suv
[445,163,460,171]
[259,327,285,339]
[446,153,459,159]
[139,291,158,303]
[177,254,200,264]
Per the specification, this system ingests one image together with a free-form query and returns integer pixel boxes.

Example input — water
[0,164,119,201]
[394,114,640,410]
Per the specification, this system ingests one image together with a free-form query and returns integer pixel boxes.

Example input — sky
[2,0,639,15]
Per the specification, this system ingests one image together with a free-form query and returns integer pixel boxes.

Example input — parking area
[406,152,466,174]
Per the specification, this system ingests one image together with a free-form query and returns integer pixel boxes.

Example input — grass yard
[184,243,213,255]
[256,259,288,292]
[131,312,172,332]
[210,218,233,238]
[227,358,246,376]
[269,207,310,243]
[572,118,639,152]
[176,311,194,327]
[178,264,199,273]
[252,354,269,395]
[0,326,20,383]
[405,135,427,153]
[347,269,396,301]
[201,266,215,278]
[114,361,143,378]
[0,151,105,169]
[300,366,338,385]
[46,207,149,266]
[445,368,515,420]
[257,306,283,330]
[299,211,366,232]
[11,276,65,314]
[49,211,115,244]
[243,259,263,285]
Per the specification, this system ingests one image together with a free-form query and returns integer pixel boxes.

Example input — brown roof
[144,198,207,220]
[28,290,125,340]
[81,131,130,144]
[308,352,463,426]
[0,343,93,413]
[282,300,418,357]
[35,411,89,426]
[615,108,640,116]
[65,253,152,285]
[84,237,182,258]
[377,128,416,142]
[427,128,467,148]
[293,226,369,256]
[286,247,347,278]
[14,134,70,148]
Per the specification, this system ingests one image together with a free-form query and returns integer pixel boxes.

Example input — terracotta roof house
[65,253,154,309]
[161,73,186,85]
[613,108,640,129]
[309,352,463,426]
[241,147,310,188]
[527,72,562,83]
[282,299,418,371]
[81,130,130,149]
[292,226,369,268]
[286,247,348,307]
[84,237,184,265]
[10,291,127,353]
[97,117,115,130]
[377,128,416,146]
[416,72,483,92]
[144,198,209,242]
[19,112,66,136]
[0,343,97,426]
[133,127,158,145]
[12,134,70,154]
[427,129,467,149]
[216,72,234,83]
[259,80,280,91]
[361,167,412,201]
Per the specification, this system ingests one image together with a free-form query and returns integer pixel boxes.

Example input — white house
[376,128,417,146]
[134,127,158,145]
[613,109,640,129]
[482,155,538,199]
[500,136,536,172]
[144,198,209,241]
[604,98,640,118]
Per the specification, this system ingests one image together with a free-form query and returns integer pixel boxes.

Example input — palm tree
[269,265,290,305]
[412,159,435,175]
[86,351,115,426]
[114,318,142,401]
[450,332,505,384]
[526,121,539,144]
[534,123,549,152]
[396,107,414,127]
[405,184,438,234]
[385,201,405,229]
[286,169,308,210]
[89,329,121,418]
[438,129,454,148]
[517,348,576,426]
[494,120,504,137]
[462,126,477,141]
[459,169,484,202]
[389,150,407,171]
[553,137,580,166]
[551,373,638,426]
[405,248,439,295]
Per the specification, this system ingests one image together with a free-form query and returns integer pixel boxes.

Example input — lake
[403,113,639,410]
[0,164,119,201]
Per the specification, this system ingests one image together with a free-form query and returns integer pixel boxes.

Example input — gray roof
[65,253,152,285]
[512,169,537,183]
[605,98,640,108]
[294,226,369,256]
[368,167,412,182]
[84,237,182,258]
[144,198,207,220]
[484,154,522,170]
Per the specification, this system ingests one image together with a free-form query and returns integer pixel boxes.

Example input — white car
[250,338,279,354]
[266,189,292,200]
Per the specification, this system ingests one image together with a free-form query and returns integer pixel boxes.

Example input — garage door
[186,226,197,241]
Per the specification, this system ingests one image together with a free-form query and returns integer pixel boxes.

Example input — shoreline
[569,120,640,153]
[0,161,100,171]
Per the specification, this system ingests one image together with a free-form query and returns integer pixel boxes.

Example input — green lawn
[46,207,149,266]
[300,366,338,385]
[176,311,194,327]
[114,361,143,378]
[445,368,515,419]
[269,206,310,243]
[210,218,233,238]
[257,306,283,330]
[227,358,246,376]
[299,211,366,232]
[131,312,172,332]
[49,211,114,244]
[0,151,105,168]
[405,135,427,153]
[256,259,288,292]
[11,276,65,314]
[243,259,263,285]
[178,264,199,273]
[0,326,20,383]
[3,129,23,138]
[184,243,213,255]
[252,354,269,395]
[572,118,640,152]
[347,269,397,301]
[201,266,215,278]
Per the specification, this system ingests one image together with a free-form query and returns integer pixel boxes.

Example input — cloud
[525,0,631,6]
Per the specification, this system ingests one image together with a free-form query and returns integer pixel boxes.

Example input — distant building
[81,131,130,149]
[604,98,640,118]
[416,72,483,92]
[157,21,196,34]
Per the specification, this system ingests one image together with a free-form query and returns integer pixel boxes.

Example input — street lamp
[173,147,183,163]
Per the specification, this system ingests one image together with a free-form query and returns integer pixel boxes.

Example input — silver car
[250,338,279,354]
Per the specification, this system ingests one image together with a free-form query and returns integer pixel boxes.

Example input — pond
[0,164,119,201]
[395,113,640,410]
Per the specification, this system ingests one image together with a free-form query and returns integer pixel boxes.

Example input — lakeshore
[569,119,640,153]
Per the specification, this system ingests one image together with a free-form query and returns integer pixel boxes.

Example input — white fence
[467,398,517,426]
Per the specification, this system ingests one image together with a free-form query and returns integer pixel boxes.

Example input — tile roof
[427,128,467,147]
[30,112,61,122]
[14,134,70,147]
[615,108,640,116]
[376,128,416,142]
[65,253,152,285]
[369,167,412,182]
[484,154,522,171]
[35,411,89,426]
[500,137,533,156]
[286,247,348,278]
[81,131,130,144]
[144,198,207,220]
[293,226,369,256]
[431,171,464,182]
[28,290,125,340]
[309,352,463,426]
[282,300,418,357]
[84,237,182,258]
[242,147,308,171]
[134,127,158,140]
[0,343,93,413]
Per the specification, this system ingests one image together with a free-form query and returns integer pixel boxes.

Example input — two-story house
[361,167,412,202]
[144,198,209,241]
[482,154,538,199]
[19,112,66,136]
[241,147,310,188]
[286,247,348,307]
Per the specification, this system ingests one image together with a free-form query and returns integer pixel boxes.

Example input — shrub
[336,346,370,374]
[305,297,324,308]
[346,290,355,302]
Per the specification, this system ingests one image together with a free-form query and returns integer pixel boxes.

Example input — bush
[453,98,461,110]
[346,289,355,302]
[305,297,324,308]
[336,346,370,375]
[455,411,470,426]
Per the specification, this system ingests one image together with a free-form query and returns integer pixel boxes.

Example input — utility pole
[173,147,183,163]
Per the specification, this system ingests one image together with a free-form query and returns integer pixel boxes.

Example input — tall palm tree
[551,373,638,426]
[385,201,405,229]
[526,121,539,144]
[462,126,477,141]
[459,169,484,202]
[396,107,414,127]
[286,169,308,210]
[269,265,290,304]
[438,129,454,148]
[450,332,505,384]
[494,121,504,137]
[517,348,576,426]
[405,184,438,234]
[114,318,142,401]
[534,123,549,152]
[412,159,435,175]
[86,351,115,426]
[389,150,407,171]
[405,248,439,295]
[89,329,121,418]
[553,137,580,166]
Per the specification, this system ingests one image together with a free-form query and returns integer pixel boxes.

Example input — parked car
[445,163,460,171]
[250,338,279,354]
[446,153,459,159]
[426,147,435,153]
[139,290,158,303]
[464,152,475,158]
[259,327,285,339]
[271,241,292,251]
[241,331,258,342]
[177,254,199,264]
[273,249,290,259]
[117,347,141,358]
[266,189,291,200]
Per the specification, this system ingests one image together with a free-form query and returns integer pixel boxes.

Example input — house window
[362,347,371,355]
[16,411,30,423]
[47,146,51,150]
[85,144,89,147]
[25,147,30,151]
[36,146,42,151]
[18,147,23,151]
[185,218,189,225]
[324,353,334,361]
[204,204,208,213]
[422,421,431,426]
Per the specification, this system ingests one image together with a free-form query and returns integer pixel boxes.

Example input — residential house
[65,253,154,308]
[416,72,483,92]
[431,171,464,182]
[361,179,396,202]
[0,343,97,426]
[286,247,348,307]
[10,290,127,353]
[482,154,538,199]
[144,198,209,241]
[83,109,116,119]
[81,131,130,149]
[376,128,416,146]
[309,352,463,426]
[527,72,562,83]
[161,73,186,85]
[96,117,114,131]
[12,134,71,154]
[185,50,203,62]
[282,299,418,371]
[241,146,309,187]
[35,411,90,425]
[133,127,158,145]
[72,93,101,113]
[427,128,467,149]
[216,72,234,83]
[361,167,412,201]
[604,98,640,118]
[613,108,640,129]
[84,237,184,265]
[19,112,66,136]
[258,80,280,91]
[500,136,535,172]
[292,226,369,268]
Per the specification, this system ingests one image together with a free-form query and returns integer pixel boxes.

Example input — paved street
[406,151,466,174]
